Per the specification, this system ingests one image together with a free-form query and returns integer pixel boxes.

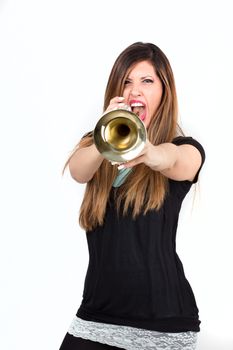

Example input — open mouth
[130,101,146,121]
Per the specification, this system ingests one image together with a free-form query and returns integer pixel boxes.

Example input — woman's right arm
[68,97,125,183]
[68,143,104,183]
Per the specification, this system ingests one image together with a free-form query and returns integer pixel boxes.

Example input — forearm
[150,142,201,182]
[69,144,104,183]
[150,143,179,172]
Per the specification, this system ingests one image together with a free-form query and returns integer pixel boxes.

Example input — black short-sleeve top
[76,136,205,333]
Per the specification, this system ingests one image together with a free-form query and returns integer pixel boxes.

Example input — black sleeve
[172,136,206,183]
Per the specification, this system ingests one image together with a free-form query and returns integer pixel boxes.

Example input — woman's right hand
[103,96,131,114]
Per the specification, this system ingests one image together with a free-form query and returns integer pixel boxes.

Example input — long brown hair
[63,42,182,232]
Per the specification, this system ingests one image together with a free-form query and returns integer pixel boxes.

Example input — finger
[110,161,121,165]
[105,97,125,113]
[118,156,144,169]
[104,103,127,114]
[110,96,125,104]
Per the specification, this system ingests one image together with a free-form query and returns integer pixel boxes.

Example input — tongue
[133,106,144,117]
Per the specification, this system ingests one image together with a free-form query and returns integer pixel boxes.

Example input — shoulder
[162,136,205,183]
[172,136,205,164]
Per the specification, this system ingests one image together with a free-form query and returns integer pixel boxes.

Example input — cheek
[122,89,130,99]
[152,91,162,109]
[147,96,162,118]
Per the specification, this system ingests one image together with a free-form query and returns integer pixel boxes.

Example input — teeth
[130,102,144,107]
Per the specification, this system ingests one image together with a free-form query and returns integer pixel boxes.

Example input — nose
[129,83,141,97]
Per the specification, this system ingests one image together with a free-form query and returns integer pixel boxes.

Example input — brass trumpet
[93,109,147,163]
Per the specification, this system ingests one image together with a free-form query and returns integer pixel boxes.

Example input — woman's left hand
[117,140,160,170]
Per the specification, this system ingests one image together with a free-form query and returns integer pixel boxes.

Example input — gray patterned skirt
[68,316,198,350]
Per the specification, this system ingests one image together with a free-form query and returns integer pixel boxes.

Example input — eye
[124,79,131,85]
[143,78,154,83]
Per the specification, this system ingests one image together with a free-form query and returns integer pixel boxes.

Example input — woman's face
[123,60,163,128]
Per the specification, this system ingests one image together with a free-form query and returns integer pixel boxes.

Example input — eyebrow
[126,75,154,80]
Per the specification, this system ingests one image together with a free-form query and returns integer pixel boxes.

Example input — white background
[0,0,232,349]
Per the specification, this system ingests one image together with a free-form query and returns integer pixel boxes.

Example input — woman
[59,42,205,350]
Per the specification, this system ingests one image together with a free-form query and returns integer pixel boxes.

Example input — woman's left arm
[118,140,202,182]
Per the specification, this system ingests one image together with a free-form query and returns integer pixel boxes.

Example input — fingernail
[118,164,125,170]
[118,97,125,101]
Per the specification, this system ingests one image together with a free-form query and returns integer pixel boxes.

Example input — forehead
[128,60,156,77]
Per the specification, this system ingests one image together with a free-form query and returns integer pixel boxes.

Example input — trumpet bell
[93,109,147,163]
